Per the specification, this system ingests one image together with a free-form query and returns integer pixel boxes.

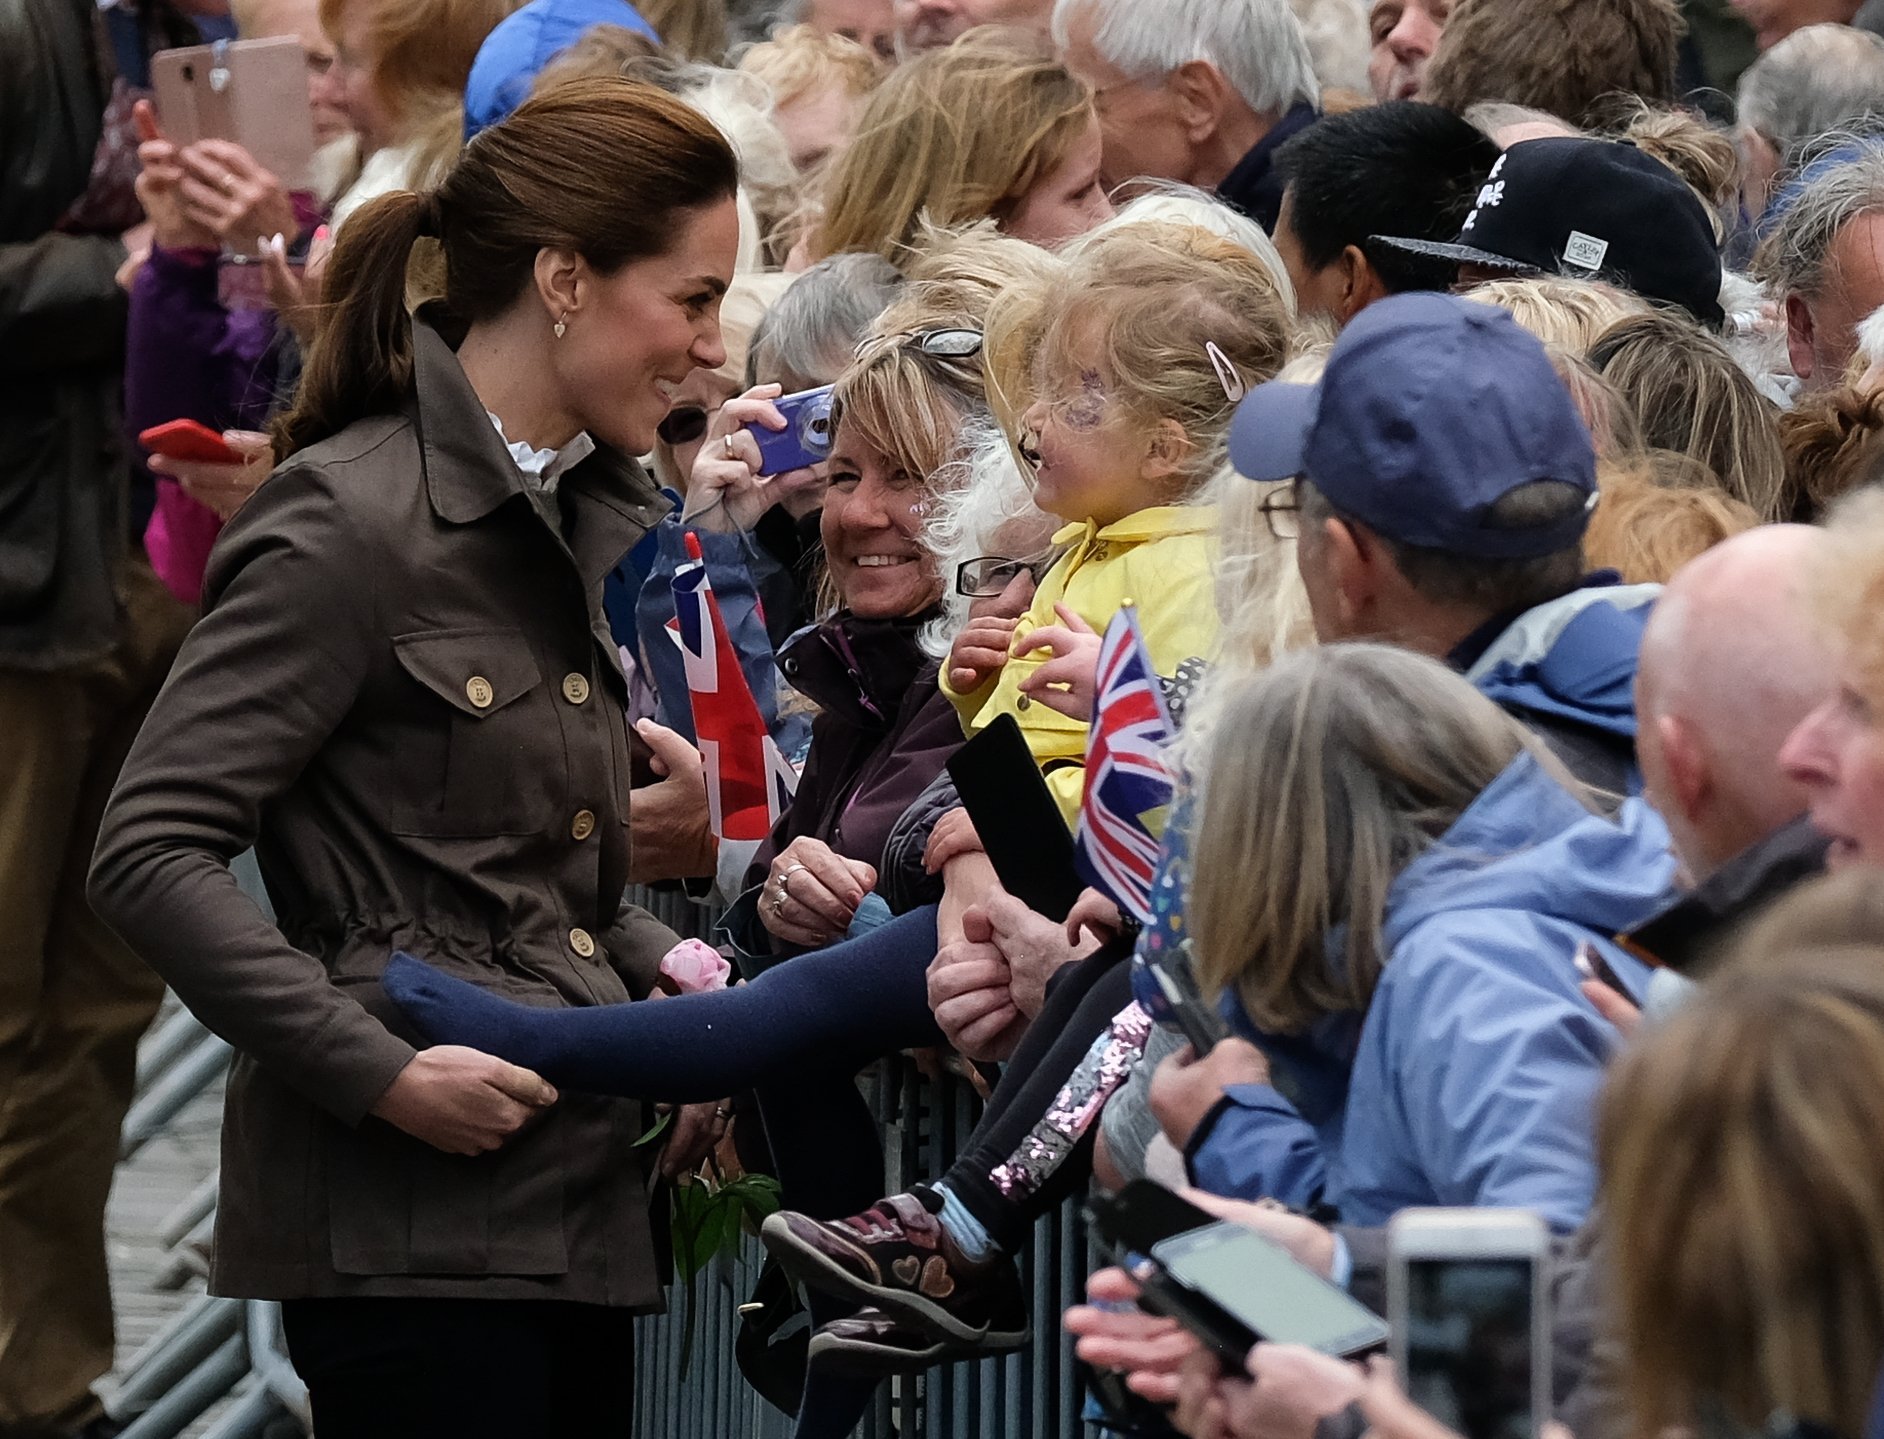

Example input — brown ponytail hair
[276,76,739,460]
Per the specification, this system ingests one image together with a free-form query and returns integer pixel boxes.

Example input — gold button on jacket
[89,314,681,1312]
[570,809,596,841]
[562,673,590,705]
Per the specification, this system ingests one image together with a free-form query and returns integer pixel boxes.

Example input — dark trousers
[281,1297,637,1438]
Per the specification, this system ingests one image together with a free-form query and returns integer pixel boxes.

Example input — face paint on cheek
[1062,371,1107,432]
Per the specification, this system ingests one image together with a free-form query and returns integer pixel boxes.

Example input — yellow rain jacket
[941,504,1219,827]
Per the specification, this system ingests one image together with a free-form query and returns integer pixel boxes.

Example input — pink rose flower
[659,938,732,995]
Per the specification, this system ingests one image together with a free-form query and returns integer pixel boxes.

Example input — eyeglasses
[955,554,1046,598]
[1258,479,1302,540]
[854,328,985,364]
[656,405,710,446]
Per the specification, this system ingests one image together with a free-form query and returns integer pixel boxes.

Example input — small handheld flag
[670,533,797,841]
[1075,605,1178,924]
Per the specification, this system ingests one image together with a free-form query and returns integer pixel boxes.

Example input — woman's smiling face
[820,419,943,618]
[1781,671,1884,870]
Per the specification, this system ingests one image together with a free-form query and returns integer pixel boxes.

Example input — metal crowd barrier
[109,878,1096,1437]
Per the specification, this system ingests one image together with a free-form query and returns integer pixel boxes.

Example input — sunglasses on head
[854,327,986,364]
[656,405,710,446]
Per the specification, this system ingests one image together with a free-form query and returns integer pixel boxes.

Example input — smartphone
[1389,1209,1552,1439]
[150,36,317,192]
[946,713,1085,921]
[1572,940,1640,1008]
[139,420,242,465]
[746,385,835,476]
[1151,1222,1391,1361]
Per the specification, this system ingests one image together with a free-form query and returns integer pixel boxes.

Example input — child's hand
[1015,603,1102,721]
[948,613,1021,692]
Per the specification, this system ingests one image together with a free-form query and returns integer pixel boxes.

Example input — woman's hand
[178,138,299,253]
[927,904,1027,1060]
[1065,1265,1202,1404]
[369,1045,558,1156]
[684,386,819,533]
[947,613,1023,694]
[761,836,876,947]
[1067,887,1124,947]
[983,888,1092,1018]
[628,720,716,885]
[132,100,218,253]
[1176,1343,1366,1439]
[1150,1038,1273,1151]
[263,224,331,345]
[148,430,274,521]
[1015,603,1103,721]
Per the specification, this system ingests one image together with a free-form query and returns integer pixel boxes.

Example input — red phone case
[140,420,241,465]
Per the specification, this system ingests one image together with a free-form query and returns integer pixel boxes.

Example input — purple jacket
[124,245,281,604]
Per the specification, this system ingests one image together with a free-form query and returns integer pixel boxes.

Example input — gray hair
[1074,181,1298,314]
[747,252,905,389]
[1757,136,1884,300]
[1737,26,1884,162]
[1051,0,1318,119]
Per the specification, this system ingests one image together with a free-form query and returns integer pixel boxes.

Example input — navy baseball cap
[1229,292,1597,559]
[1370,137,1725,327]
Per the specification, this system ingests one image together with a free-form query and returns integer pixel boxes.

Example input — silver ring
[771,888,788,917]
[714,1106,732,1119]
[779,862,809,895]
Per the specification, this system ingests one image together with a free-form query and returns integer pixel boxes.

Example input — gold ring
[723,433,738,457]
[219,171,238,194]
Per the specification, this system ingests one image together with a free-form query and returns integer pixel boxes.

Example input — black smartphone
[1150,1222,1391,1362]
[946,712,1085,921]
[1572,940,1641,1008]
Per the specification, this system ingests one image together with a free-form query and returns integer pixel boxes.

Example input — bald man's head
[1635,525,1835,883]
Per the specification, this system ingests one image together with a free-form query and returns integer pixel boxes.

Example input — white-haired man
[1052,0,1320,229]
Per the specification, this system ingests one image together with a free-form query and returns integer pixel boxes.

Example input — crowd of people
[9,0,1884,1434]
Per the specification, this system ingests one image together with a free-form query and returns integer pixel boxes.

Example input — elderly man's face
[893,0,1050,51]
[1368,0,1448,100]
[1787,210,1884,392]
[1056,4,1198,189]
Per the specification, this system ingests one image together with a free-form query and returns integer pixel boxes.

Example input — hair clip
[1205,342,1246,404]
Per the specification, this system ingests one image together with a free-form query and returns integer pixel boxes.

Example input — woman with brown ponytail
[89,77,740,1435]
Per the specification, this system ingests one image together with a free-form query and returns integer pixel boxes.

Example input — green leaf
[631,1110,674,1148]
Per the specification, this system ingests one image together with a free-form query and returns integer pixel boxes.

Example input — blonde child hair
[1466,275,1651,352]
[810,28,1094,264]
[738,23,883,112]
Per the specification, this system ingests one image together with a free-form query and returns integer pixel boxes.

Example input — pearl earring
[554,315,568,339]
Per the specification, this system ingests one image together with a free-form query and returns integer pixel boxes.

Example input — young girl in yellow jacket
[940,222,1295,826]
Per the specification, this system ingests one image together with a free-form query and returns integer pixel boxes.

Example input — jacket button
[571,809,596,841]
[569,927,596,959]
[465,676,494,709]
[1015,694,1031,710]
[562,673,590,705]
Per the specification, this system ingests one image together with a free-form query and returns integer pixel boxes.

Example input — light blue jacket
[1188,753,1678,1232]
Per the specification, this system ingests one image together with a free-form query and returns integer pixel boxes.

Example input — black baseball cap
[1370,137,1725,327]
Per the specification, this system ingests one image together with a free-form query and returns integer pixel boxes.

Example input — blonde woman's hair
[1026,222,1295,502]
[811,27,1093,264]
[1600,920,1884,1439]
[1587,310,1788,521]
[1606,99,1740,241]
[738,23,884,110]
[1814,486,1884,715]
[1190,644,1578,1032]
[318,0,516,135]
[1466,275,1651,352]
[1583,453,1759,584]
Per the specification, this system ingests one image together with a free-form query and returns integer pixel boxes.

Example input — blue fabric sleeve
[1185,1082,1329,1209]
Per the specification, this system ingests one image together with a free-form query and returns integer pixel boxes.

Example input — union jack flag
[1075,606,1177,924]
[670,533,797,842]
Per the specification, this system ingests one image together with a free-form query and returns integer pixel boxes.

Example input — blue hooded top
[463,0,659,139]
[1187,752,1678,1232]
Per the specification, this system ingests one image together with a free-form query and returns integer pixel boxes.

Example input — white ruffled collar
[487,411,596,495]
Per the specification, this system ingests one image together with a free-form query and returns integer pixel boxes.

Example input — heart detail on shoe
[892,1256,922,1286]
[920,1256,956,1299]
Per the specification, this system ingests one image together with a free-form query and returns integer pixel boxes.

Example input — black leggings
[941,938,1136,1251]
